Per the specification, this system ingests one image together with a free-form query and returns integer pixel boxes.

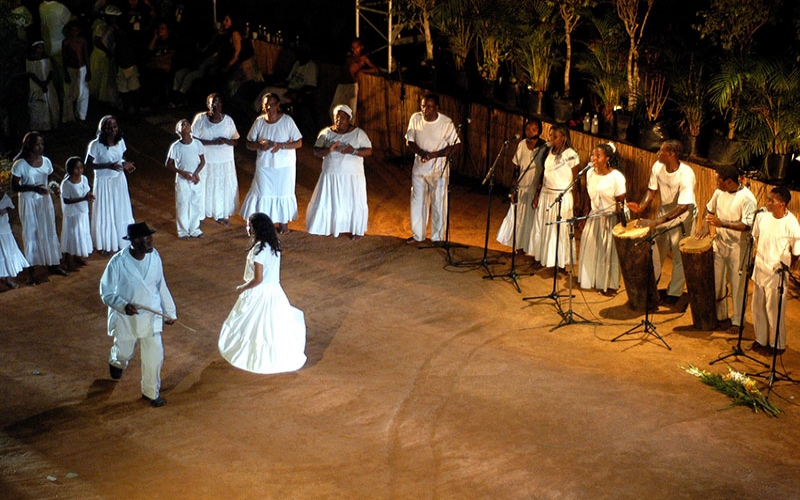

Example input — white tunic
[168,138,206,238]
[60,175,93,256]
[87,138,134,252]
[219,245,307,374]
[100,247,176,340]
[11,157,61,266]
[306,127,371,237]
[240,114,302,223]
[191,113,240,219]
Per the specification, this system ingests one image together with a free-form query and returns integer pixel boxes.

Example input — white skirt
[218,281,307,374]
[240,166,298,223]
[92,174,134,252]
[577,213,620,291]
[530,187,575,268]
[306,171,368,237]
[204,159,238,219]
[0,233,30,277]
[61,213,93,257]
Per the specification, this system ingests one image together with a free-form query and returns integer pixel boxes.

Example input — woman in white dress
[89,6,118,104]
[86,115,135,255]
[60,157,95,270]
[26,41,60,131]
[578,143,627,295]
[219,212,307,374]
[241,93,303,234]
[496,117,546,255]
[531,124,581,269]
[11,132,68,285]
[308,104,371,240]
[191,93,239,225]
[0,188,30,289]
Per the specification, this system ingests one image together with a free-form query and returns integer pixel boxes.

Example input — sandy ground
[2,108,800,500]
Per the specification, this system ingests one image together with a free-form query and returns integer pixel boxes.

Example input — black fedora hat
[123,222,157,240]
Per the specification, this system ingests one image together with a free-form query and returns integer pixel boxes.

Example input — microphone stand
[612,223,683,350]
[752,262,796,396]
[418,125,468,265]
[522,166,586,314]
[710,228,768,367]
[547,211,604,330]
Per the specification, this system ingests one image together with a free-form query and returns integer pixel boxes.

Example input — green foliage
[432,0,476,71]
[694,0,777,56]
[514,0,560,93]
[670,56,708,137]
[575,13,626,122]
[0,0,28,102]
[470,0,514,83]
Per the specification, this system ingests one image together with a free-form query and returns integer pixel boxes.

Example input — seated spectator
[142,20,175,107]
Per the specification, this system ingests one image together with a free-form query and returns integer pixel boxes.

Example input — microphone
[618,209,627,227]
[754,206,768,214]
[578,162,594,176]
[544,141,551,148]
[504,134,521,144]
[456,118,472,129]
[680,222,686,236]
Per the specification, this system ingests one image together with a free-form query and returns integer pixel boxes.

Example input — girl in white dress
[60,157,95,270]
[308,104,372,239]
[191,93,239,225]
[11,132,68,285]
[531,124,581,269]
[577,143,627,295]
[0,188,30,289]
[219,212,307,374]
[86,115,135,255]
[241,93,303,234]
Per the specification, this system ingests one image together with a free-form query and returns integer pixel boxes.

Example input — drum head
[613,222,650,239]
[679,236,713,253]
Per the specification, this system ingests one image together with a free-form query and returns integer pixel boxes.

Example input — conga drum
[679,236,717,331]
[613,223,658,311]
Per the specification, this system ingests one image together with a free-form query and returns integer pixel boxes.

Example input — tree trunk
[422,7,434,62]
[564,33,572,97]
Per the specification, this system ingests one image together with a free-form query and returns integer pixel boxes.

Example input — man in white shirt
[751,186,800,351]
[405,94,461,243]
[695,164,757,333]
[627,140,697,305]
[100,222,176,407]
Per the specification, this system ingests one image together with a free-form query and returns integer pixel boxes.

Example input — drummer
[695,165,757,334]
[627,140,697,306]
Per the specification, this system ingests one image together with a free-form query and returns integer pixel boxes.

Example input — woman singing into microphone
[577,143,627,296]
[530,124,581,270]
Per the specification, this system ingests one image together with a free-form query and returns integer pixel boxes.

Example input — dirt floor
[2,106,800,500]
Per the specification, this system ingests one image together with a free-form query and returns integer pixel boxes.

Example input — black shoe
[662,295,679,306]
[142,395,166,407]
[109,364,123,380]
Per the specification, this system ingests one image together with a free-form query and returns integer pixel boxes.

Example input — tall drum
[679,236,717,331]
[612,223,658,311]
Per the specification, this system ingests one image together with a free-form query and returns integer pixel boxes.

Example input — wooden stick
[135,305,198,333]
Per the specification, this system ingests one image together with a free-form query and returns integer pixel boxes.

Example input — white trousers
[63,66,89,122]
[752,283,788,349]
[653,213,695,297]
[410,172,448,242]
[176,178,205,237]
[109,333,164,399]
[714,244,746,326]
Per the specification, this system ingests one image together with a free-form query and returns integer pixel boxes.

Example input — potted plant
[574,13,626,135]
[432,0,476,91]
[737,59,800,182]
[615,0,655,112]
[695,0,774,164]
[671,56,707,158]
[636,55,670,151]
[547,0,596,122]
[472,0,513,100]
[514,0,558,116]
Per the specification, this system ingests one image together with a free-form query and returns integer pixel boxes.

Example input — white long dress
[219,244,307,374]
[191,113,239,220]
[11,157,61,266]
[496,138,545,253]
[578,168,626,291]
[89,18,117,104]
[87,138,134,252]
[240,114,303,223]
[0,194,30,277]
[306,126,371,237]
[531,147,580,268]
[60,175,93,257]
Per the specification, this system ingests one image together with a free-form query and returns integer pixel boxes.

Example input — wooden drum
[679,236,718,331]
[612,223,658,311]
